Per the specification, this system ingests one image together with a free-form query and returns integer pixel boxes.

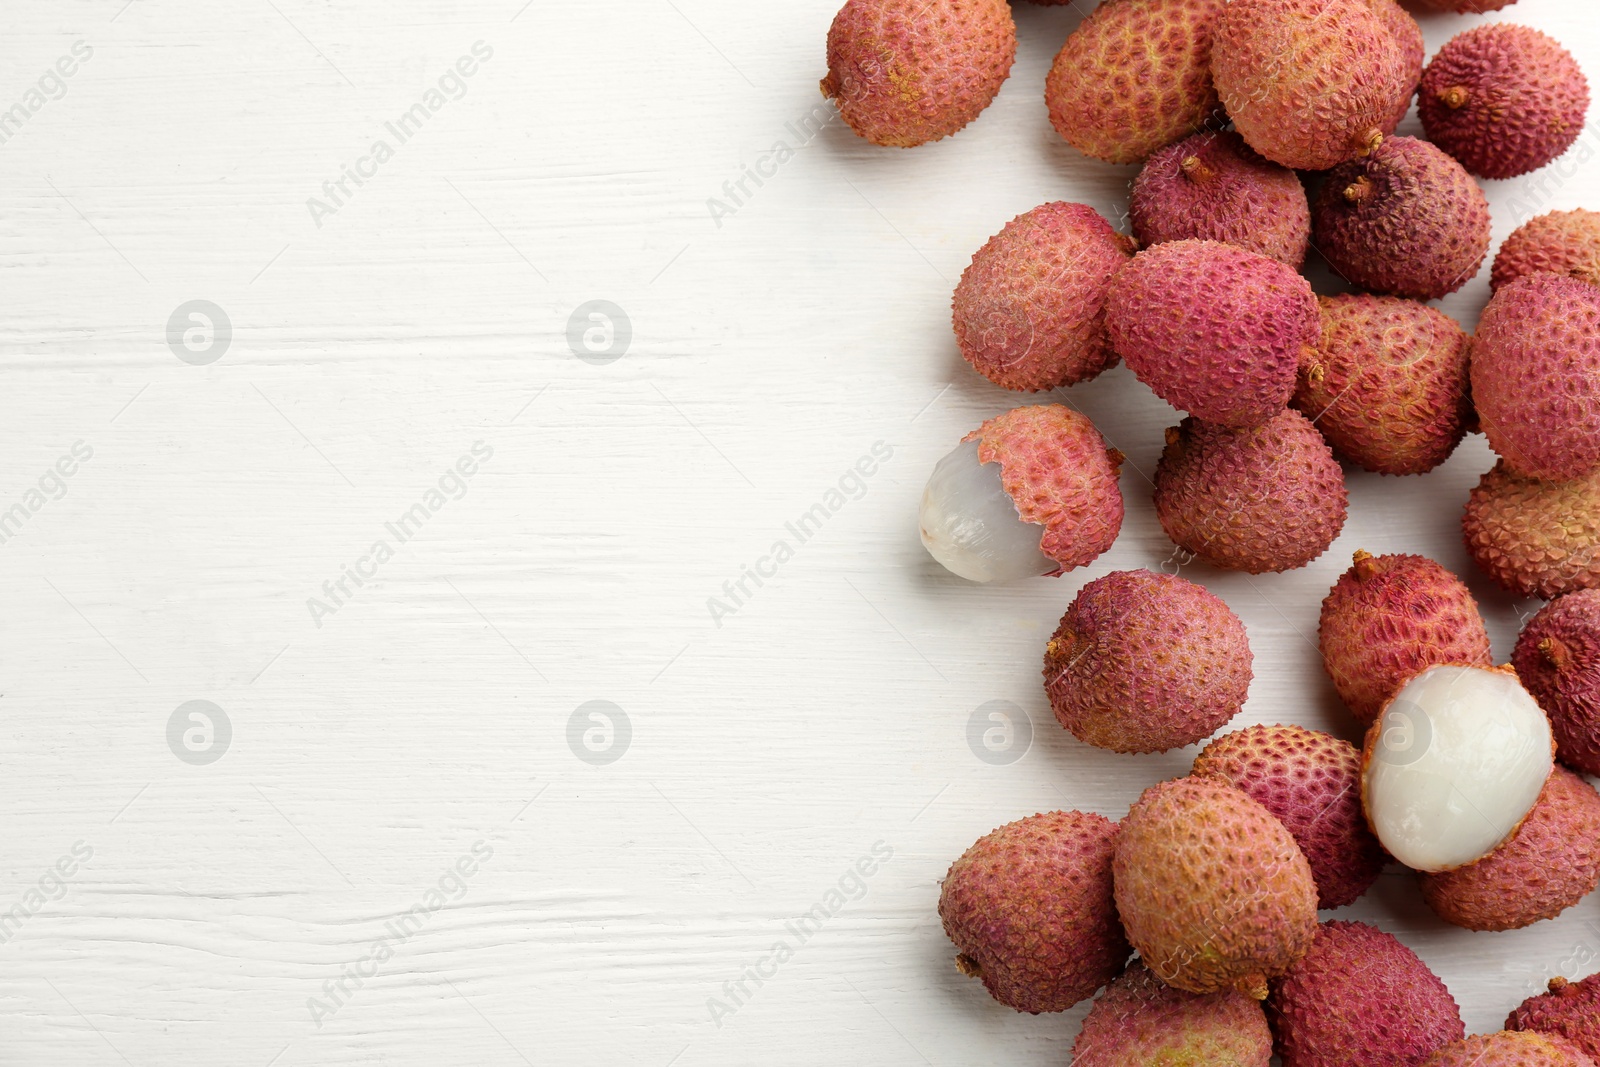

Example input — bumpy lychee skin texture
[1464,462,1600,601]
[1105,240,1317,428]
[1510,973,1600,1062]
[1044,570,1252,754]
[1044,0,1225,165]
[1312,136,1491,300]
[1294,296,1472,476]
[952,203,1135,392]
[1115,777,1318,999]
[1494,210,1600,292]
[1370,0,1424,134]
[1515,591,1600,777]
[1153,411,1347,574]
[1212,0,1410,171]
[1420,767,1600,931]
[939,811,1129,1013]
[1193,726,1386,909]
[1130,131,1310,268]
[1419,24,1589,181]
[1072,960,1272,1067]
[1318,551,1492,727]
[1422,1032,1598,1067]
[1471,274,1600,482]
[963,405,1124,574]
[1268,921,1464,1067]
[820,0,1015,147]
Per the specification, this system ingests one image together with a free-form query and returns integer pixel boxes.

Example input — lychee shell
[1493,210,1600,292]
[1421,1032,1598,1067]
[1464,462,1600,600]
[1072,960,1272,1067]
[1515,590,1600,778]
[1509,973,1600,1063]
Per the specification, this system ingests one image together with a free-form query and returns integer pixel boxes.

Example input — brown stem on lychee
[1355,129,1384,156]
[1106,447,1126,470]
[1343,176,1376,205]
[1541,636,1574,672]
[1549,976,1573,995]
[1180,155,1215,184]
[1114,233,1140,256]
[1164,427,1181,448]
[1352,549,1380,581]
[819,74,839,100]
[1304,361,1327,386]
[1439,86,1470,110]
[954,953,982,978]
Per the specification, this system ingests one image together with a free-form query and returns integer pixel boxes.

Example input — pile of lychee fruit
[821,0,1600,1060]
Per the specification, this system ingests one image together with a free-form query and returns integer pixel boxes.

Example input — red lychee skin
[952,202,1135,392]
[1318,551,1492,727]
[1153,411,1348,575]
[1419,24,1589,181]
[964,405,1124,575]
[1212,0,1410,171]
[1311,136,1491,300]
[1420,767,1600,931]
[1044,0,1226,165]
[1422,1032,1598,1067]
[1268,921,1464,1067]
[1493,210,1600,292]
[1193,725,1386,909]
[1514,591,1600,778]
[1369,0,1424,133]
[1509,973,1600,1062]
[1105,240,1318,428]
[1044,569,1253,754]
[1294,295,1472,476]
[1072,960,1272,1067]
[938,811,1129,1013]
[820,0,1015,148]
[1464,462,1600,601]
[1471,273,1600,482]
[1130,131,1309,268]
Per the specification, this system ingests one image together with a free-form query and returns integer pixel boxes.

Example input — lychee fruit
[1193,725,1386,909]
[1105,240,1318,428]
[1421,1032,1597,1067]
[820,0,1015,147]
[1114,776,1318,999]
[1420,766,1600,931]
[1514,591,1600,777]
[1267,921,1464,1067]
[938,810,1129,1013]
[1072,959,1273,1067]
[1211,0,1412,171]
[1470,272,1600,483]
[1044,0,1226,165]
[1153,411,1347,574]
[1493,209,1600,292]
[1318,551,1493,727]
[1129,131,1310,268]
[1043,569,1252,754]
[919,405,1124,582]
[1509,973,1600,1063]
[1464,461,1600,601]
[952,202,1135,392]
[1369,0,1425,134]
[1362,664,1554,873]
[1419,24,1589,180]
[1294,296,1473,477]
[1311,136,1491,300]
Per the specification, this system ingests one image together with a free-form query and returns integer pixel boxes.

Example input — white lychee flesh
[1363,665,1553,873]
[919,439,1055,583]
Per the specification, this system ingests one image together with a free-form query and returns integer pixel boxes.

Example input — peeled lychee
[1419,24,1589,180]
[939,810,1129,1013]
[1510,973,1600,1062]
[1211,0,1411,171]
[1105,240,1317,428]
[1044,570,1252,754]
[1514,591,1600,777]
[1420,767,1600,931]
[1464,462,1600,601]
[1470,273,1600,483]
[919,405,1124,582]
[1115,776,1317,999]
[1072,959,1272,1067]
[1294,296,1473,476]
[1193,726,1386,909]
[1129,131,1310,268]
[1044,0,1225,165]
[1422,1032,1597,1067]
[1493,210,1600,292]
[1153,411,1347,574]
[1311,136,1491,300]
[821,0,1015,147]
[1362,664,1555,873]
[952,202,1135,392]
[1267,921,1464,1067]
[1318,551,1493,728]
